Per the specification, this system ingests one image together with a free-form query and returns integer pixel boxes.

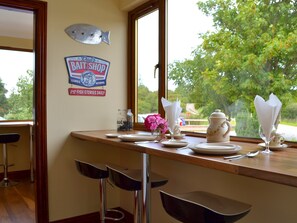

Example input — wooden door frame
[0,0,48,222]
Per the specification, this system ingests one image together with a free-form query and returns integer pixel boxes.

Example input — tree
[5,70,33,120]
[169,0,297,136]
[0,78,8,118]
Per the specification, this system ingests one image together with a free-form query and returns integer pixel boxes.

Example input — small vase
[151,129,164,141]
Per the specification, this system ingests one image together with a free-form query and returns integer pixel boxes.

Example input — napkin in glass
[254,93,282,138]
[161,97,182,131]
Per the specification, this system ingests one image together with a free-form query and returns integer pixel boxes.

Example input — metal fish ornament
[65,24,111,45]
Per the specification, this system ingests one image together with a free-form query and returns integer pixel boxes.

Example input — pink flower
[144,114,168,134]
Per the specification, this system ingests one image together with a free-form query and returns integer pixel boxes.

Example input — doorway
[0,0,48,222]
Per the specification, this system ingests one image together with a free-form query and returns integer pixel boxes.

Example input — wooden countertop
[71,130,297,188]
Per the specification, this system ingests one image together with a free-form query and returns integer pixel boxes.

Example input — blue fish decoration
[65,23,111,45]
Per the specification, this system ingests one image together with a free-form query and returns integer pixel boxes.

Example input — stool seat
[107,164,168,191]
[75,160,108,179]
[160,190,251,223]
[0,133,20,187]
[0,133,20,143]
[107,164,168,223]
[75,160,124,222]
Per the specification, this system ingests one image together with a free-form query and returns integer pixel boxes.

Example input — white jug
[206,109,231,143]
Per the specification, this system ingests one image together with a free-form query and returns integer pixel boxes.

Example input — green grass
[280,120,297,127]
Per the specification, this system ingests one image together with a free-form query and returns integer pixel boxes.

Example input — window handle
[154,63,159,78]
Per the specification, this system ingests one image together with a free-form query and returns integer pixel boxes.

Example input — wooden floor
[0,177,35,223]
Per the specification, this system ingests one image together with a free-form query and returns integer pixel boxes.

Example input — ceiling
[0,7,33,39]
[0,0,147,40]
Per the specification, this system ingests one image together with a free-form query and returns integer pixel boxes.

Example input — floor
[0,177,35,223]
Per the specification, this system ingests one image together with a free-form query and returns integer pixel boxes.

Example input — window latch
[154,63,159,79]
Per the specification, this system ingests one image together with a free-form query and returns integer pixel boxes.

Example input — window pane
[168,0,297,142]
[136,10,159,123]
[0,50,33,120]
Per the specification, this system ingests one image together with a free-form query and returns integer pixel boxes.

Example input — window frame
[127,0,297,146]
[128,0,166,131]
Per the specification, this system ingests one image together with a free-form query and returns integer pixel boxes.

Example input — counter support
[142,153,151,223]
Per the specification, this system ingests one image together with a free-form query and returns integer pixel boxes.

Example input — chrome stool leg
[0,143,18,187]
[100,178,125,222]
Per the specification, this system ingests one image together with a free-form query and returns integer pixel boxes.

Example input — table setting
[254,93,283,154]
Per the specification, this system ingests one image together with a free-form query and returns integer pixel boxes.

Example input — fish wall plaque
[65,23,111,45]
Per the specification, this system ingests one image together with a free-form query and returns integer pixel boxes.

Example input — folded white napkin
[254,93,282,138]
[161,97,182,131]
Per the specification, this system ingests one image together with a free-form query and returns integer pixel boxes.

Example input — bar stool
[107,164,168,223]
[75,160,124,222]
[160,190,251,223]
[0,133,20,187]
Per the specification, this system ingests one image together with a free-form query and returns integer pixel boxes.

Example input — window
[0,49,33,120]
[129,0,297,142]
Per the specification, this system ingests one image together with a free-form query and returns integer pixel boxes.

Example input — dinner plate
[105,133,121,138]
[258,143,288,151]
[118,134,156,142]
[189,143,241,155]
[161,140,188,148]
[165,134,185,139]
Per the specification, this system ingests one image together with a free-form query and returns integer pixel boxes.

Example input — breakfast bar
[71,129,297,223]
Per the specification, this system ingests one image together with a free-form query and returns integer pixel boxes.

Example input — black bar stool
[75,160,124,222]
[160,190,251,223]
[0,133,20,187]
[107,164,168,223]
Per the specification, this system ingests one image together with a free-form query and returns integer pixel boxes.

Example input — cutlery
[224,151,259,160]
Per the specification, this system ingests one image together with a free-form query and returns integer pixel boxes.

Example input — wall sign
[65,55,110,96]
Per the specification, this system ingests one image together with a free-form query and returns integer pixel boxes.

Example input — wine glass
[259,124,276,154]
[168,127,176,142]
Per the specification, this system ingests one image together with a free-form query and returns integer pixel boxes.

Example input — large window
[129,0,297,142]
[0,49,33,120]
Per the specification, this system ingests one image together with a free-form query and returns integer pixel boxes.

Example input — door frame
[0,0,48,222]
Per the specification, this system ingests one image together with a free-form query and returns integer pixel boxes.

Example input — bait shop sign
[65,55,110,96]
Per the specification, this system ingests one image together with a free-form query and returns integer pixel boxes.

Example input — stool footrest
[104,209,125,221]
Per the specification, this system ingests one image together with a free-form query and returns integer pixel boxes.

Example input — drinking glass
[259,124,276,154]
[168,127,176,142]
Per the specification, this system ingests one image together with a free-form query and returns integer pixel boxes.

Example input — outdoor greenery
[0,70,33,120]
[167,0,297,137]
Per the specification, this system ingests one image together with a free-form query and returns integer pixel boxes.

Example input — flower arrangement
[144,114,168,134]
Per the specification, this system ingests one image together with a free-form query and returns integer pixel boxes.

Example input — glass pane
[0,50,34,120]
[136,10,159,123]
[167,0,297,142]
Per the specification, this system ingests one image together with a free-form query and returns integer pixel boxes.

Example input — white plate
[118,134,156,142]
[105,133,121,138]
[161,140,188,148]
[189,143,241,155]
[165,134,185,139]
[258,143,288,151]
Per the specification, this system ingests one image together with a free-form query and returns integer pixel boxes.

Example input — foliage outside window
[0,49,33,120]
[129,0,297,142]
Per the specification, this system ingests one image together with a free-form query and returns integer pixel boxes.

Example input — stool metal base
[104,209,125,221]
[0,178,18,187]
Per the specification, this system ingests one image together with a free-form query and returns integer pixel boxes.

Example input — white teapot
[206,109,231,142]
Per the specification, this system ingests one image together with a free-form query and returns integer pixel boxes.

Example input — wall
[0,36,33,50]
[46,0,297,222]
[46,0,128,220]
